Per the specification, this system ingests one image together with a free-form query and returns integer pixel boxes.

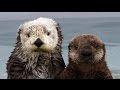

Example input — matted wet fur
[56,34,113,79]
[7,17,65,79]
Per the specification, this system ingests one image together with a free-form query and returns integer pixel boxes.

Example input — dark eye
[95,45,100,48]
[74,46,78,50]
[27,34,30,37]
[92,43,99,48]
[71,44,78,50]
[47,32,50,36]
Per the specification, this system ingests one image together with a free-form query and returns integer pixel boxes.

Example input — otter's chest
[24,57,54,79]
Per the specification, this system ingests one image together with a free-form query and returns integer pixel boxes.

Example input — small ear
[56,23,63,47]
[68,44,70,50]
[103,43,106,57]
[18,29,22,34]
[56,23,61,31]
[16,29,22,43]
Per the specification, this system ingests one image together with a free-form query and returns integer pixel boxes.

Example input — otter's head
[69,34,105,64]
[17,17,61,53]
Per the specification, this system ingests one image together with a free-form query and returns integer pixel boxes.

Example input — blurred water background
[0,17,120,79]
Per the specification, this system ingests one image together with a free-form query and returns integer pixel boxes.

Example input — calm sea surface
[1,17,120,79]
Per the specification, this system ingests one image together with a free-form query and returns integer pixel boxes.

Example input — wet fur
[7,19,65,79]
[56,34,113,79]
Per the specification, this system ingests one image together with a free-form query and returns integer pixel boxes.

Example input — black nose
[34,38,44,47]
[81,49,92,57]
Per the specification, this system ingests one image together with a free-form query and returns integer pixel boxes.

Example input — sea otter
[7,17,66,79]
[56,34,113,79]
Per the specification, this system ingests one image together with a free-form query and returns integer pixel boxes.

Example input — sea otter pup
[7,17,65,79]
[56,34,112,79]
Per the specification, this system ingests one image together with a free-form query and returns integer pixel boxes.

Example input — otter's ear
[103,43,106,56]
[68,44,70,50]
[68,44,71,54]
[56,23,63,46]
[56,23,61,31]
[17,29,22,42]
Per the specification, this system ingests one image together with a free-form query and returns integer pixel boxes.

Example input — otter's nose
[81,49,92,57]
[34,38,44,47]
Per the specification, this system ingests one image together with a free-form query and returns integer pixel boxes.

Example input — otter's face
[18,19,58,53]
[69,34,105,64]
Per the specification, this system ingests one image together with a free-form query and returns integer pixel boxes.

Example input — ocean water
[1,18,120,79]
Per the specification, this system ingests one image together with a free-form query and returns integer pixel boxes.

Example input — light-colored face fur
[69,34,105,64]
[18,17,58,53]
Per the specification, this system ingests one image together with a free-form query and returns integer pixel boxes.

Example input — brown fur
[56,34,113,79]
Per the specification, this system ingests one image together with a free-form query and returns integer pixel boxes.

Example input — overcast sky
[0,12,120,20]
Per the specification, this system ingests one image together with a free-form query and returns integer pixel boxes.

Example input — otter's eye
[27,34,30,38]
[95,44,98,48]
[47,32,50,36]
[74,46,78,50]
